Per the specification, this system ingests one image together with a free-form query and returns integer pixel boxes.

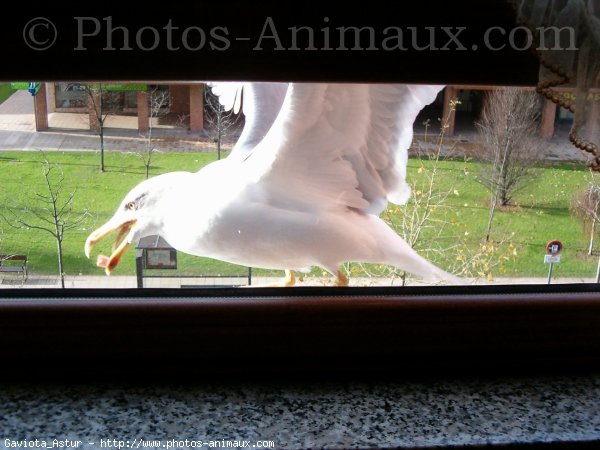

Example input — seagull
[85,82,462,286]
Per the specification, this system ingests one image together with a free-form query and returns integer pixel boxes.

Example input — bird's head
[84,172,187,275]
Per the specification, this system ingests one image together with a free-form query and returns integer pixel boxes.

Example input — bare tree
[571,180,600,255]
[137,87,170,179]
[386,116,457,286]
[81,83,122,172]
[476,87,543,242]
[0,156,90,288]
[571,178,600,282]
[345,99,517,286]
[0,231,12,262]
[204,88,241,160]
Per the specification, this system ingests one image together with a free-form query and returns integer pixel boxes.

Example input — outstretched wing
[242,83,444,214]
[208,82,288,158]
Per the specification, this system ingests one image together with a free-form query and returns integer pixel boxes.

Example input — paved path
[0,91,217,153]
[0,273,595,289]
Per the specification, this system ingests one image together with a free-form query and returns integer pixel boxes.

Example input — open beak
[85,219,137,275]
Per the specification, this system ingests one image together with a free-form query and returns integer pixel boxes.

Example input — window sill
[1,374,599,449]
[2,284,600,382]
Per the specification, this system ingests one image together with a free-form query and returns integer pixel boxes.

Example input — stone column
[88,90,101,132]
[189,84,204,132]
[540,98,557,139]
[137,91,149,133]
[34,83,48,131]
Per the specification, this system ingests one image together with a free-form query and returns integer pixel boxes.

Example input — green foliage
[0,84,14,105]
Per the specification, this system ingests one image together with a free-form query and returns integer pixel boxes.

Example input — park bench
[0,255,28,281]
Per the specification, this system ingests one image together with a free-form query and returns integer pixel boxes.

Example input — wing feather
[208,82,288,158]
[241,83,444,214]
[361,84,444,211]
[207,82,243,113]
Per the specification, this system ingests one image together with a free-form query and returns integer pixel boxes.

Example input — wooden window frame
[1,284,600,382]
[1,0,599,382]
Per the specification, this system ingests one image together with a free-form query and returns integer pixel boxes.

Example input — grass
[0,84,14,105]
[0,151,254,278]
[406,158,597,279]
[0,150,597,281]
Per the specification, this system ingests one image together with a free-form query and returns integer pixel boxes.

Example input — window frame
[1,284,600,382]
[1,0,599,382]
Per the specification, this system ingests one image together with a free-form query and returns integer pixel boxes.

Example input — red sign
[546,240,563,255]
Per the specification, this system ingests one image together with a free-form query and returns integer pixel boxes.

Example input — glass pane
[0,82,597,290]
[54,82,87,109]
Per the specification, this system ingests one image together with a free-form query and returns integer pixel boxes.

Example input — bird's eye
[126,201,136,210]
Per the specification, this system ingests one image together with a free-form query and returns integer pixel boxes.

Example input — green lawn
[0,150,597,281]
[0,151,253,278]
[398,159,595,279]
[0,84,14,105]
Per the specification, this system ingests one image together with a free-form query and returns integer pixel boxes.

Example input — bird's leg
[244,270,296,287]
[333,269,349,287]
[282,269,296,287]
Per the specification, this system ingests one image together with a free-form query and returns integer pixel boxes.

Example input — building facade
[33,82,205,133]
[30,83,597,141]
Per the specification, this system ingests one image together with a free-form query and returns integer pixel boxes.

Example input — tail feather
[372,218,464,285]
[387,243,464,285]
